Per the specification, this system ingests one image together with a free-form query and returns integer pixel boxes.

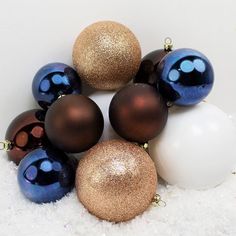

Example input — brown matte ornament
[76,139,157,222]
[45,94,104,153]
[109,84,168,143]
[5,109,47,165]
[73,21,141,90]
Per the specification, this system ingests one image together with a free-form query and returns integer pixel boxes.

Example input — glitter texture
[73,21,141,90]
[76,139,157,222]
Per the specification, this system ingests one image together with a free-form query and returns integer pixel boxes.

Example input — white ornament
[229,112,236,127]
[149,102,236,189]
[89,91,120,142]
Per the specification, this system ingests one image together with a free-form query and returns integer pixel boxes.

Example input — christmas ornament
[73,21,141,90]
[109,84,168,143]
[229,112,236,127]
[134,38,172,86]
[3,109,47,165]
[45,94,104,153]
[76,139,157,222]
[157,48,214,106]
[18,147,77,203]
[149,102,236,189]
[32,63,81,109]
[89,91,120,141]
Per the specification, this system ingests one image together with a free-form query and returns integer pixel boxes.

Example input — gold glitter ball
[72,21,141,90]
[76,139,157,222]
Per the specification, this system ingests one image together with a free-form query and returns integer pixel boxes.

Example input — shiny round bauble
[109,84,168,143]
[5,109,47,165]
[149,102,236,189]
[89,91,120,141]
[18,147,77,203]
[157,48,214,106]
[45,94,104,153]
[73,21,141,90]
[76,140,157,222]
[134,49,168,87]
[32,63,81,109]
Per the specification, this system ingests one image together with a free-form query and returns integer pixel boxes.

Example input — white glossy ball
[89,91,120,142]
[149,102,236,189]
[229,112,236,127]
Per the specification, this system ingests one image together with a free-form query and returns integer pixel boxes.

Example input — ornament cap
[164,37,173,52]
[139,143,149,151]
[152,194,166,207]
[0,140,12,151]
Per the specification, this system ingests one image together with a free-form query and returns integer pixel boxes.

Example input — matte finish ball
[157,48,214,106]
[32,63,81,109]
[134,49,168,87]
[109,84,168,143]
[76,140,157,222]
[5,109,48,165]
[18,147,77,203]
[73,21,141,90]
[45,94,104,153]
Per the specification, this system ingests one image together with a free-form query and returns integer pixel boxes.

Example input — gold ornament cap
[73,21,141,90]
[76,139,157,222]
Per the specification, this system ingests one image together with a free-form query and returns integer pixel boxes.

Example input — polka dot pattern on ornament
[32,63,82,109]
[158,48,214,106]
[25,165,38,181]
[18,147,77,203]
[168,69,180,82]
[40,160,52,172]
[5,109,48,165]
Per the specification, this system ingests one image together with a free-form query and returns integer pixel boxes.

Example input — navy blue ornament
[17,147,77,203]
[32,63,82,109]
[157,48,214,106]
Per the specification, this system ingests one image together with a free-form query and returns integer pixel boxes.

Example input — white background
[0,0,235,135]
[0,2,236,235]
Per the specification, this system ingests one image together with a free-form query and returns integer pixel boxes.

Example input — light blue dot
[40,80,50,92]
[52,162,62,172]
[25,166,38,180]
[193,59,206,73]
[180,60,194,73]
[168,69,180,82]
[40,160,52,172]
[52,74,63,85]
[62,76,70,86]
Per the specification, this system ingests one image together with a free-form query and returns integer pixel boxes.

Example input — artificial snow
[0,153,236,236]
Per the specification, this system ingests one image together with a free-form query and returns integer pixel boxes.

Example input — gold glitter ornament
[72,21,141,90]
[76,139,157,222]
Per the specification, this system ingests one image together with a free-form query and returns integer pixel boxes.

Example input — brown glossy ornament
[109,84,168,143]
[5,109,47,165]
[45,94,104,153]
[73,21,141,90]
[76,139,157,222]
[134,49,168,87]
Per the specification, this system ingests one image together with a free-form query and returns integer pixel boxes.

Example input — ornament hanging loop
[164,37,173,52]
[152,194,166,207]
[139,143,148,151]
[0,140,12,151]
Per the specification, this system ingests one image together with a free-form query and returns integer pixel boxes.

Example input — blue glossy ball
[32,63,82,109]
[157,48,214,106]
[17,147,77,203]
